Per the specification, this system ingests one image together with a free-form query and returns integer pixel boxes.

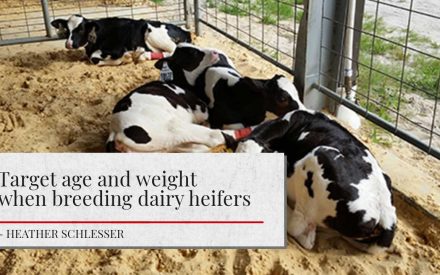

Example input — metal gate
[0,0,187,46]
[196,0,440,159]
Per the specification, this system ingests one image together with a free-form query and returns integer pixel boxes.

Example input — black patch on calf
[123,126,151,144]
[207,77,267,129]
[113,96,132,114]
[91,57,101,65]
[106,141,119,152]
[305,171,314,197]
[113,81,206,115]
[82,18,150,60]
[164,23,192,43]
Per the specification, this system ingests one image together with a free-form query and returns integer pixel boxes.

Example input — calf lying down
[155,44,298,129]
[51,15,191,66]
[106,81,235,152]
[231,107,397,252]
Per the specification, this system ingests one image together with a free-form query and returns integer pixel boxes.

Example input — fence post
[194,0,200,35]
[41,0,54,38]
[294,0,351,111]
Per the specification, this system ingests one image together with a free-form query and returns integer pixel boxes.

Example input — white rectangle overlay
[0,153,285,248]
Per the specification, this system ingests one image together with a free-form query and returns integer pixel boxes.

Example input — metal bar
[0,36,61,46]
[394,0,414,130]
[183,0,189,29]
[194,0,200,35]
[40,0,54,37]
[313,83,440,159]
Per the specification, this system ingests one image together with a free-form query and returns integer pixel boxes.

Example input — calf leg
[168,122,226,148]
[90,50,132,66]
[287,208,316,250]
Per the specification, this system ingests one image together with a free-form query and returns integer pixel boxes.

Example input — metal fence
[197,0,440,159]
[0,0,439,159]
[0,0,187,46]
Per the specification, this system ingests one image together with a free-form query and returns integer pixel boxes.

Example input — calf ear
[241,77,265,91]
[51,19,67,29]
[85,21,99,43]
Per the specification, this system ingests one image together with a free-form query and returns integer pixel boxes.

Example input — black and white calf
[196,70,300,129]
[106,81,231,152]
[231,101,396,252]
[155,44,298,129]
[51,15,191,66]
[154,43,235,89]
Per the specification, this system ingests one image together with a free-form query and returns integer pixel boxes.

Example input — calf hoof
[236,140,264,153]
[90,57,101,65]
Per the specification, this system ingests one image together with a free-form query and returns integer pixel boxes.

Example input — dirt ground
[0,29,439,274]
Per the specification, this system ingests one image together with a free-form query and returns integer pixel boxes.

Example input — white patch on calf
[287,147,338,223]
[183,49,220,86]
[164,84,185,94]
[66,15,84,47]
[110,89,220,152]
[236,140,264,153]
[276,77,306,110]
[347,150,396,230]
[145,24,176,53]
[298,131,309,141]
[204,67,240,108]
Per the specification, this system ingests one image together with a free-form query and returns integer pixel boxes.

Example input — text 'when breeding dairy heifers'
[229,97,396,253]
[51,14,191,66]
[155,44,298,129]
[106,81,231,152]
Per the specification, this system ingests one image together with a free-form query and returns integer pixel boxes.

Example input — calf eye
[278,94,288,102]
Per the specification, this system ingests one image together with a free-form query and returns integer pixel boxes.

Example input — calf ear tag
[160,61,174,82]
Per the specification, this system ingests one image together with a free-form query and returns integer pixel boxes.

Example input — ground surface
[0,30,440,274]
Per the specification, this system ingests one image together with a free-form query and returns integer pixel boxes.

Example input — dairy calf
[106,81,230,152]
[155,44,298,129]
[51,15,191,65]
[231,99,396,252]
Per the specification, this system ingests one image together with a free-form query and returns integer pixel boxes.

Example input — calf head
[243,75,305,117]
[154,44,228,88]
[51,14,96,49]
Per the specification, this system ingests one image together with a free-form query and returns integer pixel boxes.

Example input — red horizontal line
[0,221,264,224]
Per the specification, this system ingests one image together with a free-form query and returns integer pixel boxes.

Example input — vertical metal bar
[428,73,440,150]
[22,0,31,38]
[41,0,54,37]
[395,0,414,130]
[194,0,200,35]
[248,0,251,46]
[130,0,134,19]
[365,1,381,117]
[183,0,189,29]
[260,0,264,53]
[276,0,280,62]
[236,0,239,40]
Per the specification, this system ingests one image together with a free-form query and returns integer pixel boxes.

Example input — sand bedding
[0,31,440,274]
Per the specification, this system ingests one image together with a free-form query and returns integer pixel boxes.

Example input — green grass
[219,2,248,16]
[358,14,440,129]
[215,0,303,25]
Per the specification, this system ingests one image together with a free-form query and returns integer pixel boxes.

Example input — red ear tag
[234,127,253,140]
